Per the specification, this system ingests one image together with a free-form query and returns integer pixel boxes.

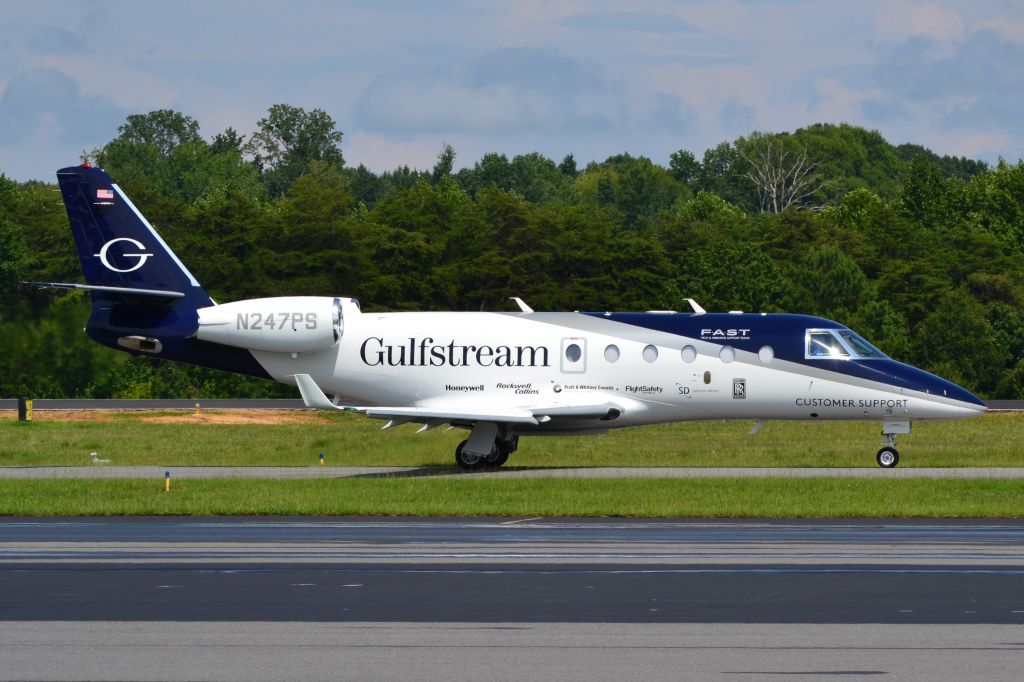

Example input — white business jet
[32,164,985,469]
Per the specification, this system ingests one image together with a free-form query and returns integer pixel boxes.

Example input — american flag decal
[97,188,114,200]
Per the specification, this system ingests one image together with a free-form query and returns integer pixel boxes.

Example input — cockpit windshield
[837,330,886,358]
[805,328,888,360]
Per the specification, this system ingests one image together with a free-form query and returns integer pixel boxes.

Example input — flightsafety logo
[360,337,550,367]
[95,238,153,273]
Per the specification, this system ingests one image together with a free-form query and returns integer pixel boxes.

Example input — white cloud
[672,0,800,44]
[344,132,442,172]
[647,62,770,129]
[35,57,176,112]
[354,48,623,135]
[914,128,1012,160]
[974,18,1024,46]
[809,78,877,124]
[875,2,966,49]
[2,0,1024,180]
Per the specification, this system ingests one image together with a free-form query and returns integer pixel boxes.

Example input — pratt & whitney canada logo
[95,238,153,273]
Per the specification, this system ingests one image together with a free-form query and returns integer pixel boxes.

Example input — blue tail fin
[56,164,209,300]
[48,164,270,379]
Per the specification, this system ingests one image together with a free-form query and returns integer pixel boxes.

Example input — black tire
[876,446,899,468]
[480,442,507,468]
[489,443,511,467]
[455,440,484,470]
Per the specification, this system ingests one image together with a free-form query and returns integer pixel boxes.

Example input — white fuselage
[243,305,982,435]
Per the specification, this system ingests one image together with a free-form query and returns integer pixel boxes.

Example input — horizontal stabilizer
[23,281,185,299]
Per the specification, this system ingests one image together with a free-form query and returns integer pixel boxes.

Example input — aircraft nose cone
[938,378,986,410]
[909,367,986,417]
[870,360,986,415]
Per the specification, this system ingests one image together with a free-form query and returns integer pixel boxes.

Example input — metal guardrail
[987,400,1024,410]
[1,399,1021,410]
[983,399,1024,409]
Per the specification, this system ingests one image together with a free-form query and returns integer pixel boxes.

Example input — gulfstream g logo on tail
[360,337,550,368]
[95,238,153,273]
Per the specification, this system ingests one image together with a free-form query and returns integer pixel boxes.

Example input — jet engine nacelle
[195,297,342,353]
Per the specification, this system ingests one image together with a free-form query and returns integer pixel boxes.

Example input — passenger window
[807,331,849,359]
[565,343,582,362]
[643,345,658,363]
[604,344,620,363]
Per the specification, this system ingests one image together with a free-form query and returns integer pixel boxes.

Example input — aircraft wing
[293,374,621,427]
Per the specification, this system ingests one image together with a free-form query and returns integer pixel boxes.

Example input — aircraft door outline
[560,337,587,374]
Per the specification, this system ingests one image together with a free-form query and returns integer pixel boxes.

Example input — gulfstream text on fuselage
[360,337,550,368]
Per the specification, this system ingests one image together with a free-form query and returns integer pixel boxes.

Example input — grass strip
[0,478,1020,518]
[2,412,1022,468]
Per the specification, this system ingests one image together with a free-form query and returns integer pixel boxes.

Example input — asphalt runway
[1,518,1022,681]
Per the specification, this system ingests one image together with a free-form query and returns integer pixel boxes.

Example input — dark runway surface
[3,562,1023,624]
[1,517,1022,624]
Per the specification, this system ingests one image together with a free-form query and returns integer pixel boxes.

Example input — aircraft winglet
[294,374,344,410]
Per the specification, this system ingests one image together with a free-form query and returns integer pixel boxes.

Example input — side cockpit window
[807,331,849,358]
[805,328,888,360]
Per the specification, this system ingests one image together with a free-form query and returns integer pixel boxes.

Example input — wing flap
[364,406,540,425]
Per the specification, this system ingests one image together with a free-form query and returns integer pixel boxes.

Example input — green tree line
[1,107,1021,398]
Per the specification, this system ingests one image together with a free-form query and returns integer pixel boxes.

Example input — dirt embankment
[0,409,330,424]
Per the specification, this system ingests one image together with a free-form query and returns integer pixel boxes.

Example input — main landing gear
[455,434,519,470]
[876,421,910,468]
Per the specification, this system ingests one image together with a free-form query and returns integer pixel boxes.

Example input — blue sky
[1,0,1022,180]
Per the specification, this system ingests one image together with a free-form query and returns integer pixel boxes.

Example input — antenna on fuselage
[685,298,706,315]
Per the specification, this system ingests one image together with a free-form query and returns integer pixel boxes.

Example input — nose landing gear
[876,421,910,468]
[876,443,899,468]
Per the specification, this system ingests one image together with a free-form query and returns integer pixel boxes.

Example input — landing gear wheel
[489,442,511,467]
[455,440,484,470]
[876,446,899,468]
